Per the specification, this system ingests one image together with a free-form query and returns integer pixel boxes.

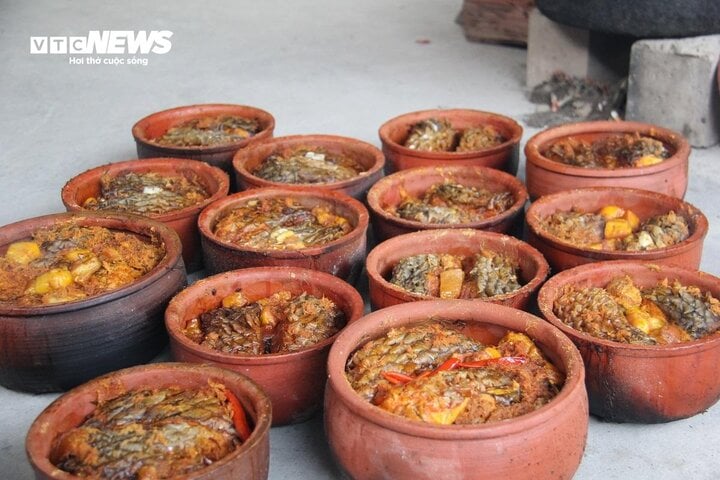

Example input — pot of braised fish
[539,260,720,422]
[366,229,549,311]
[0,212,186,392]
[367,165,528,241]
[525,187,708,272]
[132,104,275,186]
[198,188,369,280]
[165,267,363,425]
[379,109,523,174]
[62,157,229,272]
[232,134,385,200]
[26,363,272,480]
[525,120,689,199]
[325,299,587,480]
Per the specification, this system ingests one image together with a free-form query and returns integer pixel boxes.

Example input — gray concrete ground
[1,1,719,478]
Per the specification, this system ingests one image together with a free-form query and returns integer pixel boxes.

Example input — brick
[457,0,535,46]
[626,35,720,148]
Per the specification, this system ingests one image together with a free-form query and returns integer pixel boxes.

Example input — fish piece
[50,384,240,479]
[404,118,457,152]
[554,284,656,344]
[645,279,720,339]
[152,115,260,147]
[84,171,209,215]
[213,197,352,250]
[253,147,363,184]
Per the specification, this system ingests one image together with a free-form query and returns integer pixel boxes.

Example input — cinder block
[526,8,630,88]
[527,8,589,87]
[626,35,720,148]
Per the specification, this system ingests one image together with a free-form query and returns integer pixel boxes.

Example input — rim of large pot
[165,267,365,365]
[525,187,708,260]
[538,260,720,357]
[379,108,523,159]
[366,165,528,231]
[232,134,385,191]
[61,157,230,223]
[366,228,549,303]
[25,362,272,480]
[524,120,689,178]
[198,187,369,259]
[0,211,183,316]
[132,103,276,154]
[327,299,586,440]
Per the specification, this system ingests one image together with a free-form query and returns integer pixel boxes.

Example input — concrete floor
[1,0,720,478]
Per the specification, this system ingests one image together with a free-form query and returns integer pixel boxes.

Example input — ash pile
[525,73,626,128]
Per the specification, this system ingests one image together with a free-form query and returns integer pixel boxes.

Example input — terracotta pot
[524,120,690,200]
[26,363,272,480]
[165,267,364,425]
[325,300,588,480]
[378,109,523,174]
[538,260,720,422]
[0,212,186,393]
[132,104,275,188]
[198,188,369,280]
[366,166,528,242]
[232,134,385,200]
[366,229,549,311]
[525,187,708,272]
[61,157,230,272]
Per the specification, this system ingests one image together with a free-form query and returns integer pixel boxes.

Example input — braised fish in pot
[346,321,563,425]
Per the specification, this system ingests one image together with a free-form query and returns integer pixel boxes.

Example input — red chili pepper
[458,356,528,368]
[382,356,527,388]
[435,357,462,372]
[225,389,252,442]
[382,371,415,385]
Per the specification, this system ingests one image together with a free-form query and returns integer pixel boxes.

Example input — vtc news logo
[30,30,173,55]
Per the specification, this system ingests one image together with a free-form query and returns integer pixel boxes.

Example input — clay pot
[26,363,272,480]
[165,267,364,425]
[198,188,369,280]
[524,120,690,200]
[378,109,523,174]
[61,157,230,272]
[0,212,186,393]
[366,229,549,311]
[325,300,588,480]
[132,104,275,187]
[232,134,385,200]
[525,187,708,272]
[538,260,720,422]
[367,166,528,242]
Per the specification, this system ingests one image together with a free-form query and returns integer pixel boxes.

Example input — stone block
[626,35,720,148]
[526,8,630,88]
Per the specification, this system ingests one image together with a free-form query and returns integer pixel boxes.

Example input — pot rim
[232,134,386,190]
[0,211,183,316]
[537,260,720,356]
[366,228,549,303]
[525,186,709,260]
[198,187,369,258]
[165,267,365,364]
[61,157,230,222]
[25,362,272,480]
[524,120,689,178]
[131,103,276,154]
[366,165,528,231]
[327,299,586,440]
[379,108,523,159]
